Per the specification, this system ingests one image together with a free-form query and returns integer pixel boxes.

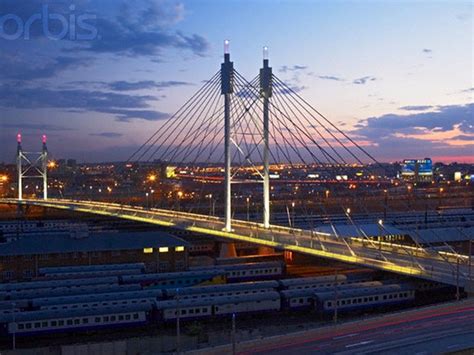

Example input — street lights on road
[246,197,250,222]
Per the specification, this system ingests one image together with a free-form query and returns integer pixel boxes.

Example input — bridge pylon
[260,46,272,229]
[16,133,49,201]
[221,40,234,232]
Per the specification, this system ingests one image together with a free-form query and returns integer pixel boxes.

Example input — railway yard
[0,258,461,352]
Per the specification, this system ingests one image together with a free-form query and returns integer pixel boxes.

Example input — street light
[246,197,250,222]
[148,174,157,182]
[145,192,149,208]
[291,201,296,228]
[11,302,16,350]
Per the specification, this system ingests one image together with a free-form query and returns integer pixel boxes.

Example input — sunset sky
[0,0,472,163]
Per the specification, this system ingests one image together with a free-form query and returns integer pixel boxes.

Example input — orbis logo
[0,4,98,41]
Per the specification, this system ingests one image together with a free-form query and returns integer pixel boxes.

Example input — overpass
[2,198,471,288]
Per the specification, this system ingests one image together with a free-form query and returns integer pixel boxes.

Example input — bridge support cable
[127,70,220,163]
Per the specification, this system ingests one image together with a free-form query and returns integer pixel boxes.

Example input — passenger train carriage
[156,291,281,321]
[192,262,284,282]
[0,304,152,337]
[314,284,415,313]
[120,270,226,289]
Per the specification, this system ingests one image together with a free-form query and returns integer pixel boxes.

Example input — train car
[1,284,142,301]
[41,269,143,280]
[280,281,383,311]
[314,284,415,314]
[39,263,145,275]
[120,270,226,289]
[41,298,156,311]
[192,262,284,282]
[279,275,348,290]
[164,281,280,300]
[0,304,152,337]
[32,289,164,309]
[0,277,119,292]
[156,291,281,322]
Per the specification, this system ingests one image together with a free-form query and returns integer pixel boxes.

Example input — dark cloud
[353,76,377,85]
[452,135,474,141]
[2,123,75,131]
[317,75,344,82]
[274,85,306,95]
[89,132,123,138]
[94,108,169,122]
[422,48,433,53]
[353,103,474,141]
[399,105,433,111]
[461,87,474,93]
[279,65,308,73]
[0,84,168,122]
[107,80,192,91]
[0,55,92,81]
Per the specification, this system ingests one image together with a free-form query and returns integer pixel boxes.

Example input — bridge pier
[219,242,237,258]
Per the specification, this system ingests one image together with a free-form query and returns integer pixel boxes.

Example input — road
[1,198,471,286]
[240,301,474,355]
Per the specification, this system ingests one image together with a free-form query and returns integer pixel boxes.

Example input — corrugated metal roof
[408,226,474,243]
[314,223,405,238]
[0,231,188,256]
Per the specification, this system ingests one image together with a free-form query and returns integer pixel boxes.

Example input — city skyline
[0,0,472,163]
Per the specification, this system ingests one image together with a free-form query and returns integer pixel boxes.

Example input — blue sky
[0,0,472,163]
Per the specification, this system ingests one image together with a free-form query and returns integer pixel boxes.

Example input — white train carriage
[32,289,164,308]
[0,304,152,337]
[315,284,415,314]
[281,281,383,310]
[0,277,119,292]
[42,269,143,280]
[156,291,281,321]
[2,284,142,301]
[164,280,279,299]
[192,262,284,282]
[42,298,156,311]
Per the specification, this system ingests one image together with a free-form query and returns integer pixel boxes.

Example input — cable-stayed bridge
[1,42,472,288]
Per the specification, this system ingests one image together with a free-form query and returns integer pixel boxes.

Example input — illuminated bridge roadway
[2,198,472,288]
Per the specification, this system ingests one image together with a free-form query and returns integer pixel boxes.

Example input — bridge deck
[1,198,471,287]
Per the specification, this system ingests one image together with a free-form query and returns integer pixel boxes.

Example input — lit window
[175,246,185,252]
[143,247,153,254]
[159,247,169,253]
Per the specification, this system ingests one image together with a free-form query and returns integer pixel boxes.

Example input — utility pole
[456,258,460,301]
[221,40,234,232]
[12,302,16,350]
[260,46,272,229]
[333,270,338,324]
[231,313,236,355]
[176,288,181,354]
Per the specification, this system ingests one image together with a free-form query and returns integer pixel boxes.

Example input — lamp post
[176,288,180,354]
[145,192,149,209]
[246,197,250,222]
[291,201,296,229]
[11,302,16,350]
[231,313,236,355]
[378,219,383,252]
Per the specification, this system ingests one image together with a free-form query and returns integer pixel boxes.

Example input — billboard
[401,158,433,178]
